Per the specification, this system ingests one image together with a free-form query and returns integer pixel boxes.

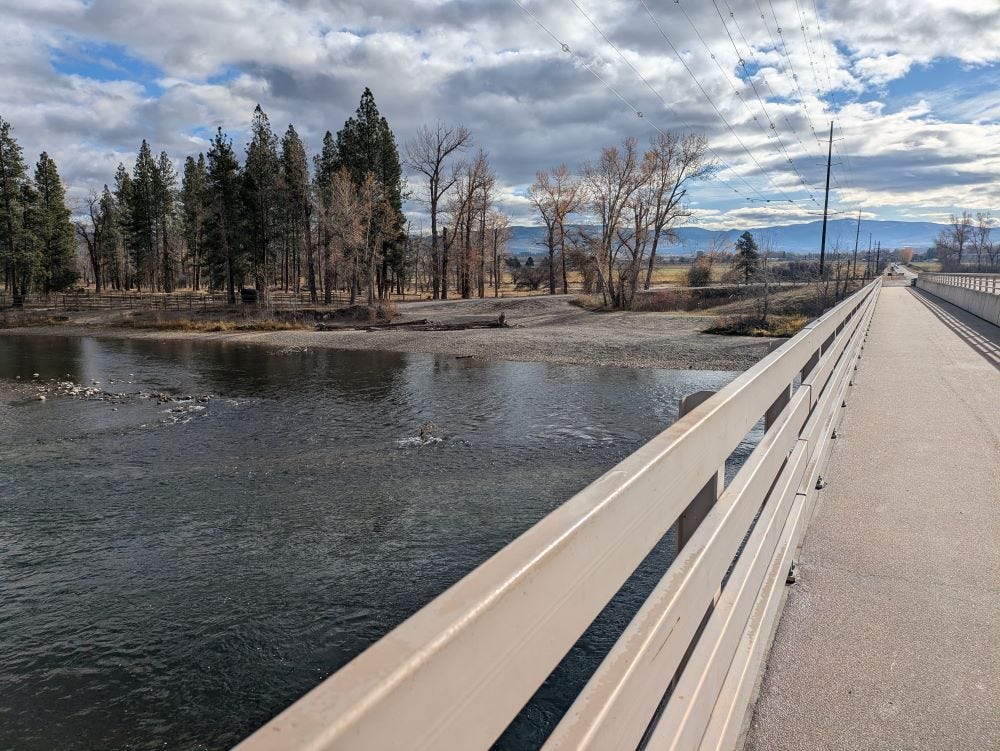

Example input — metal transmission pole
[819,121,834,278]
[875,240,882,275]
[852,209,862,282]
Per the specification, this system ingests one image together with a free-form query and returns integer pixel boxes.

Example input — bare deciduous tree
[529,164,584,294]
[405,123,471,300]
[641,132,713,290]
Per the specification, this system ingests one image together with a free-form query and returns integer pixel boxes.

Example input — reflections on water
[0,335,756,750]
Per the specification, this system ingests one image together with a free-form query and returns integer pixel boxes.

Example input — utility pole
[819,121,834,278]
[852,209,861,283]
[875,240,881,275]
[865,234,872,279]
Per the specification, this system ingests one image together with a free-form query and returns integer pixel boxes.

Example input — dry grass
[117,312,313,332]
[705,314,810,337]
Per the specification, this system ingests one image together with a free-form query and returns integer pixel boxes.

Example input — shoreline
[0,296,779,371]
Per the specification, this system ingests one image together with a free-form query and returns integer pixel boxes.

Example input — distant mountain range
[507,219,963,257]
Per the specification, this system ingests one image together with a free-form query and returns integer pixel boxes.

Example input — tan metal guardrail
[921,273,1000,295]
[234,279,882,751]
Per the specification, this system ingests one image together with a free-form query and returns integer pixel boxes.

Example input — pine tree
[0,115,34,295]
[130,141,157,289]
[243,105,280,295]
[153,151,178,291]
[280,124,315,301]
[181,154,208,291]
[32,152,77,292]
[113,163,135,288]
[98,185,123,290]
[733,231,760,285]
[334,88,405,300]
[205,128,244,303]
[313,130,338,303]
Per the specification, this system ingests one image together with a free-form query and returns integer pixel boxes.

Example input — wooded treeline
[0,117,77,296]
[525,133,715,309]
[76,88,408,304]
[933,211,997,271]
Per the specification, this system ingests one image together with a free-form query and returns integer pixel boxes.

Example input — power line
[806,0,859,189]
[721,0,825,172]
[633,0,805,204]
[702,0,822,205]
[670,0,778,147]
[762,0,825,152]
[509,0,777,204]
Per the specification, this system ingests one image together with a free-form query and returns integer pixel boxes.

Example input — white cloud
[0,0,997,228]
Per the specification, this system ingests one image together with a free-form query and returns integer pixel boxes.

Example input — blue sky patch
[50,40,165,95]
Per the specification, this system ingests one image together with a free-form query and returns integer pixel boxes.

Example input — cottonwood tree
[529,164,583,295]
[949,211,973,268]
[405,122,472,300]
[582,137,645,308]
[76,191,110,293]
[447,149,496,298]
[640,132,713,290]
[487,211,510,297]
[972,211,996,271]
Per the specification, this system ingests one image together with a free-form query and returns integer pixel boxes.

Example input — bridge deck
[745,286,1000,750]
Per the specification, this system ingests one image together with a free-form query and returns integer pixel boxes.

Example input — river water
[0,334,755,750]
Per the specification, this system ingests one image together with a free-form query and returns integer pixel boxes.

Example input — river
[0,334,756,750]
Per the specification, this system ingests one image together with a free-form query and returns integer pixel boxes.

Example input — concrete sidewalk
[744,287,1000,751]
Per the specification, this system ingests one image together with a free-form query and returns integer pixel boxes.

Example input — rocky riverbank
[1,295,779,371]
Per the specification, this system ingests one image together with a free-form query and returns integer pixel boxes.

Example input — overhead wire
[762,0,825,152]
[509,0,776,204]
[721,0,824,171]
[807,0,859,189]
[700,0,822,205]
[632,0,805,204]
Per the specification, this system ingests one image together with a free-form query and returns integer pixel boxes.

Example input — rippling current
[0,335,758,750]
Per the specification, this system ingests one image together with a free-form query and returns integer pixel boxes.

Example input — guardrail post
[765,384,792,432]
[677,390,722,553]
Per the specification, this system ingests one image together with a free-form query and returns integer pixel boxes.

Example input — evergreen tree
[113,163,135,288]
[334,88,406,299]
[0,115,35,295]
[32,152,77,292]
[130,140,157,289]
[153,151,178,291]
[733,231,760,285]
[242,105,280,295]
[313,130,339,303]
[280,124,315,301]
[181,154,208,291]
[205,128,244,303]
[98,185,123,290]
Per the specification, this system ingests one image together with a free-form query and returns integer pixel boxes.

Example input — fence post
[676,390,722,552]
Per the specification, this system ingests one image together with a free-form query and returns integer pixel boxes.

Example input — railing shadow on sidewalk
[908,287,1000,371]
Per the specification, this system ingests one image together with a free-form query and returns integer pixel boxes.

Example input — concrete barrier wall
[917,278,1000,327]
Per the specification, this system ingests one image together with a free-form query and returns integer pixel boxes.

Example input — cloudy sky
[2,0,998,229]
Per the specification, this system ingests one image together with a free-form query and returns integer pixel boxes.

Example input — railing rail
[235,279,882,751]
[921,273,1000,295]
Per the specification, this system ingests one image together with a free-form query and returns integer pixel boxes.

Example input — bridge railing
[917,273,1000,327]
[921,273,1000,295]
[235,280,882,751]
